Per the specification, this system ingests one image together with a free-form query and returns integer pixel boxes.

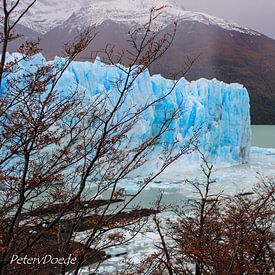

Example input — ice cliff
[3,53,251,163]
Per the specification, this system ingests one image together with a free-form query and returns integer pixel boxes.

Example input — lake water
[251,125,275,148]
[85,125,275,274]
[90,125,275,210]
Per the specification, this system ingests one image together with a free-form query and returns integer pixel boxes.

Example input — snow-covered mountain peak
[18,0,89,34]
[18,0,260,36]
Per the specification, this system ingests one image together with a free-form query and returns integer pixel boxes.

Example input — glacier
[2,53,251,163]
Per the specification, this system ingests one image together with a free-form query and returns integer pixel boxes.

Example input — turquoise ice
[2,53,251,163]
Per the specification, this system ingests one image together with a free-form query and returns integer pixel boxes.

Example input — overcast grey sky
[182,0,275,39]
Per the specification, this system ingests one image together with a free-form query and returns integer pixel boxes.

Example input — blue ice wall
[3,53,251,163]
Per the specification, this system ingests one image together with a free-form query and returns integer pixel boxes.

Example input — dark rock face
[151,22,275,125]
[10,20,275,124]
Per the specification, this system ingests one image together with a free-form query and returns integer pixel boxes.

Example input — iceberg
[2,53,251,163]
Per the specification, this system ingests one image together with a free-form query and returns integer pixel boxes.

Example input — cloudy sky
[182,0,275,39]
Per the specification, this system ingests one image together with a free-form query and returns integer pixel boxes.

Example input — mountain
[19,0,259,36]
[7,0,275,124]
[19,0,89,34]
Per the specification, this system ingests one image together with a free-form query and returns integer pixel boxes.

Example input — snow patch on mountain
[17,0,260,36]
[18,0,89,34]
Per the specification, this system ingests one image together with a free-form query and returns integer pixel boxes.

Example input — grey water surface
[251,125,275,148]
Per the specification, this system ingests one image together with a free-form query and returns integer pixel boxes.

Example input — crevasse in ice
[3,53,251,163]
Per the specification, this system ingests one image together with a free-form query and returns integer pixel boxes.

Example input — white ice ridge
[3,53,251,163]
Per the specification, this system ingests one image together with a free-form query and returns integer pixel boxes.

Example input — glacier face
[3,53,251,163]
[150,75,251,163]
